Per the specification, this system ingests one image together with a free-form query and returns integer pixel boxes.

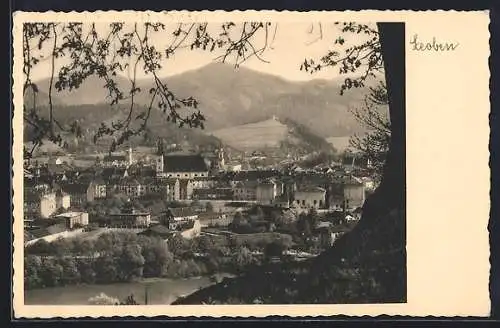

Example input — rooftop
[104,155,127,162]
[56,211,87,218]
[163,154,208,173]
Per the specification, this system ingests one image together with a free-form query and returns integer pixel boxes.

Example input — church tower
[128,146,133,166]
[218,147,225,169]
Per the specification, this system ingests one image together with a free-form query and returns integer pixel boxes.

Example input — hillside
[23,103,223,154]
[28,62,377,138]
[210,116,333,154]
[327,136,352,153]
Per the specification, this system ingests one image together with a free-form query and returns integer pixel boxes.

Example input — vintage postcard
[12,10,490,318]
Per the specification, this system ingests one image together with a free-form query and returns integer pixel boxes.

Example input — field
[211,118,288,151]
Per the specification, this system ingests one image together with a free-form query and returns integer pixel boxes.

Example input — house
[24,189,71,219]
[141,177,165,196]
[48,157,64,165]
[192,187,234,200]
[191,176,217,190]
[60,183,89,206]
[178,179,194,200]
[255,181,279,204]
[102,154,129,168]
[160,207,199,229]
[87,179,107,201]
[233,181,258,201]
[55,190,71,210]
[106,203,151,228]
[162,178,181,201]
[55,211,89,229]
[24,189,50,219]
[198,212,233,227]
[326,175,366,211]
[342,176,366,210]
[156,154,209,179]
[113,178,146,198]
[293,186,327,209]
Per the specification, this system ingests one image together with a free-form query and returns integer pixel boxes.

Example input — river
[24,274,234,305]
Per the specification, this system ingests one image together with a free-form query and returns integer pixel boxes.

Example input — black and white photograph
[12,10,490,317]
[19,17,404,306]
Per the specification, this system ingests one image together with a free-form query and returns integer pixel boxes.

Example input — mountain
[210,116,333,153]
[23,103,223,154]
[28,62,377,138]
[23,88,65,109]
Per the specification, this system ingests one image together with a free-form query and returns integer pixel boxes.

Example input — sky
[28,22,377,82]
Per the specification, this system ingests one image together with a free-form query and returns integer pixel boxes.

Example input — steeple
[128,145,133,166]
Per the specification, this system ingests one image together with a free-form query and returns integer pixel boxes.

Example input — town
[23,142,377,291]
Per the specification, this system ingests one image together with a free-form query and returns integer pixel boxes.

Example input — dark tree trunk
[365,23,406,216]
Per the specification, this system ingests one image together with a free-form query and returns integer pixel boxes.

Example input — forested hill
[23,103,223,153]
[28,62,372,138]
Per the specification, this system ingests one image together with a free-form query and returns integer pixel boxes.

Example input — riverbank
[25,273,235,305]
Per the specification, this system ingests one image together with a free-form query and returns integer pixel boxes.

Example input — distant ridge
[27,62,383,138]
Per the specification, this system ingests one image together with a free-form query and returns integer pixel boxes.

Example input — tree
[167,234,188,257]
[58,256,81,285]
[117,244,145,281]
[139,236,174,277]
[349,82,390,179]
[22,22,275,156]
[233,247,254,270]
[23,21,406,303]
[38,257,64,287]
[205,201,214,213]
[24,255,43,289]
[25,239,54,255]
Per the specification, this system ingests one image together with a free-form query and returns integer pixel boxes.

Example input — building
[255,181,279,204]
[198,212,233,227]
[87,179,107,201]
[112,178,146,198]
[156,154,209,179]
[106,203,152,228]
[293,186,327,209]
[102,154,129,168]
[39,192,58,218]
[24,189,71,219]
[191,176,217,190]
[233,181,258,201]
[55,190,71,210]
[60,183,89,206]
[343,176,366,209]
[192,187,233,200]
[160,207,199,229]
[56,211,89,229]
[162,178,181,201]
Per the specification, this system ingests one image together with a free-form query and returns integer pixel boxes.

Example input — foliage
[23,22,276,156]
[300,22,383,95]
[348,82,390,179]
[24,228,296,290]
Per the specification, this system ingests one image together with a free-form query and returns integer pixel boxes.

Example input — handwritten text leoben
[410,34,459,51]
